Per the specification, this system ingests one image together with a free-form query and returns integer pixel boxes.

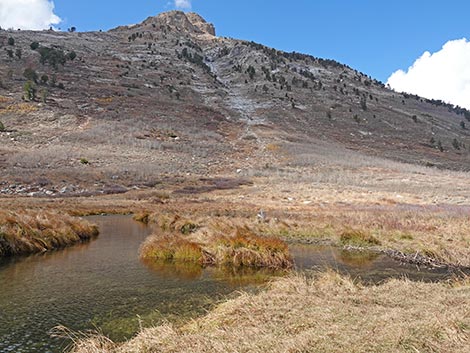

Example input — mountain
[1,11,469,196]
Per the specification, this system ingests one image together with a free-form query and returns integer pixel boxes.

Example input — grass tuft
[340,228,381,246]
[140,234,204,264]
[140,217,292,270]
[132,212,150,225]
[0,210,98,257]
[214,227,292,269]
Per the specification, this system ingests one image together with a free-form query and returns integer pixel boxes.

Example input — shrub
[437,140,444,152]
[360,96,367,111]
[80,157,89,165]
[246,65,256,80]
[30,42,39,50]
[23,68,38,83]
[0,121,5,132]
[38,46,66,69]
[23,81,36,101]
[7,37,14,46]
[40,74,49,85]
[40,89,48,103]
[68,51,77,61]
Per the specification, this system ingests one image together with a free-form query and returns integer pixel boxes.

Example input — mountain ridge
[0,11,470,196]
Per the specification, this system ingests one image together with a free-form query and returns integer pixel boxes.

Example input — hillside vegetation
[1,11,470,197]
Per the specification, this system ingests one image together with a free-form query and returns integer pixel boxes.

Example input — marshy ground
[2,155,470,352]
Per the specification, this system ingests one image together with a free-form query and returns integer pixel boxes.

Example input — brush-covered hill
[1,11,469,196]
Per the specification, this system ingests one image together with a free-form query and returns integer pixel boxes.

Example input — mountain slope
[1,11,469,196]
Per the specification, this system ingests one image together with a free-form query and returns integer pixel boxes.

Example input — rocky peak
[141,11,216,36]
[185,12,216,36]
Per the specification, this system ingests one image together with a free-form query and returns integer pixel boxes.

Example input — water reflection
[0,215,461,353]
[142,259,204,280]
[289,243,454,283]
[0,216,263,353]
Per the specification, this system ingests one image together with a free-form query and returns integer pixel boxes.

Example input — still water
[0,215,458,352]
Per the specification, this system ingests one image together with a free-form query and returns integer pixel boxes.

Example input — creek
[0,215,456,352]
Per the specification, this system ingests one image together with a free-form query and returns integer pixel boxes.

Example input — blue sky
[46,0,469,83]
[1,0,470,107]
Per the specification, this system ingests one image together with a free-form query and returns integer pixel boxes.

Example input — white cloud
[175,0,192,10]
[387,38,470,109]
[0,0,61,30]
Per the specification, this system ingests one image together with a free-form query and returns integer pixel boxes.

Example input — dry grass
[213,227,292,268]
[139,214,292,270]
[253,207,470,267]
[0,102,39,113]
[0,210,98,256]
[69,272,470,353]
[339,228,381,246]
[140,234,204,264]
[133,201,470,268]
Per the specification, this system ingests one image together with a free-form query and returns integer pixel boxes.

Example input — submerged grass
[0,210,98,257]
[68,272,470,353]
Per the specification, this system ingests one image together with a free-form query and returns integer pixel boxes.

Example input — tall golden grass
[139,214,292,270]
[0,210,98,256]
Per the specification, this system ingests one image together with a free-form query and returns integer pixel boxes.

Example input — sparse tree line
[3,38,76,67]
[400,92,470,121]
[22,67,64,102]
[0,38,77,102]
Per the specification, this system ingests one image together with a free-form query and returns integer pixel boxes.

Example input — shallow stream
[0,215,458,352]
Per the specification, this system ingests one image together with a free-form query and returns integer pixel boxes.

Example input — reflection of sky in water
[0,216,457,352]
[0,216,258,352]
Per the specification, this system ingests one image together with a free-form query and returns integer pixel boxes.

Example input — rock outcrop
[140,11,216,36]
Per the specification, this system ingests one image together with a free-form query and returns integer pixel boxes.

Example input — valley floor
[2,157,470,351]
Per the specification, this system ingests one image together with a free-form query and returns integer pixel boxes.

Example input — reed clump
[140,234,204,264]
[0,210,98,257]
[213,227,292,268]
[139,216,292,270]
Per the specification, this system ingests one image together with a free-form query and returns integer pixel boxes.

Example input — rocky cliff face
[137,11,216,36]
[0,11,469,195]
